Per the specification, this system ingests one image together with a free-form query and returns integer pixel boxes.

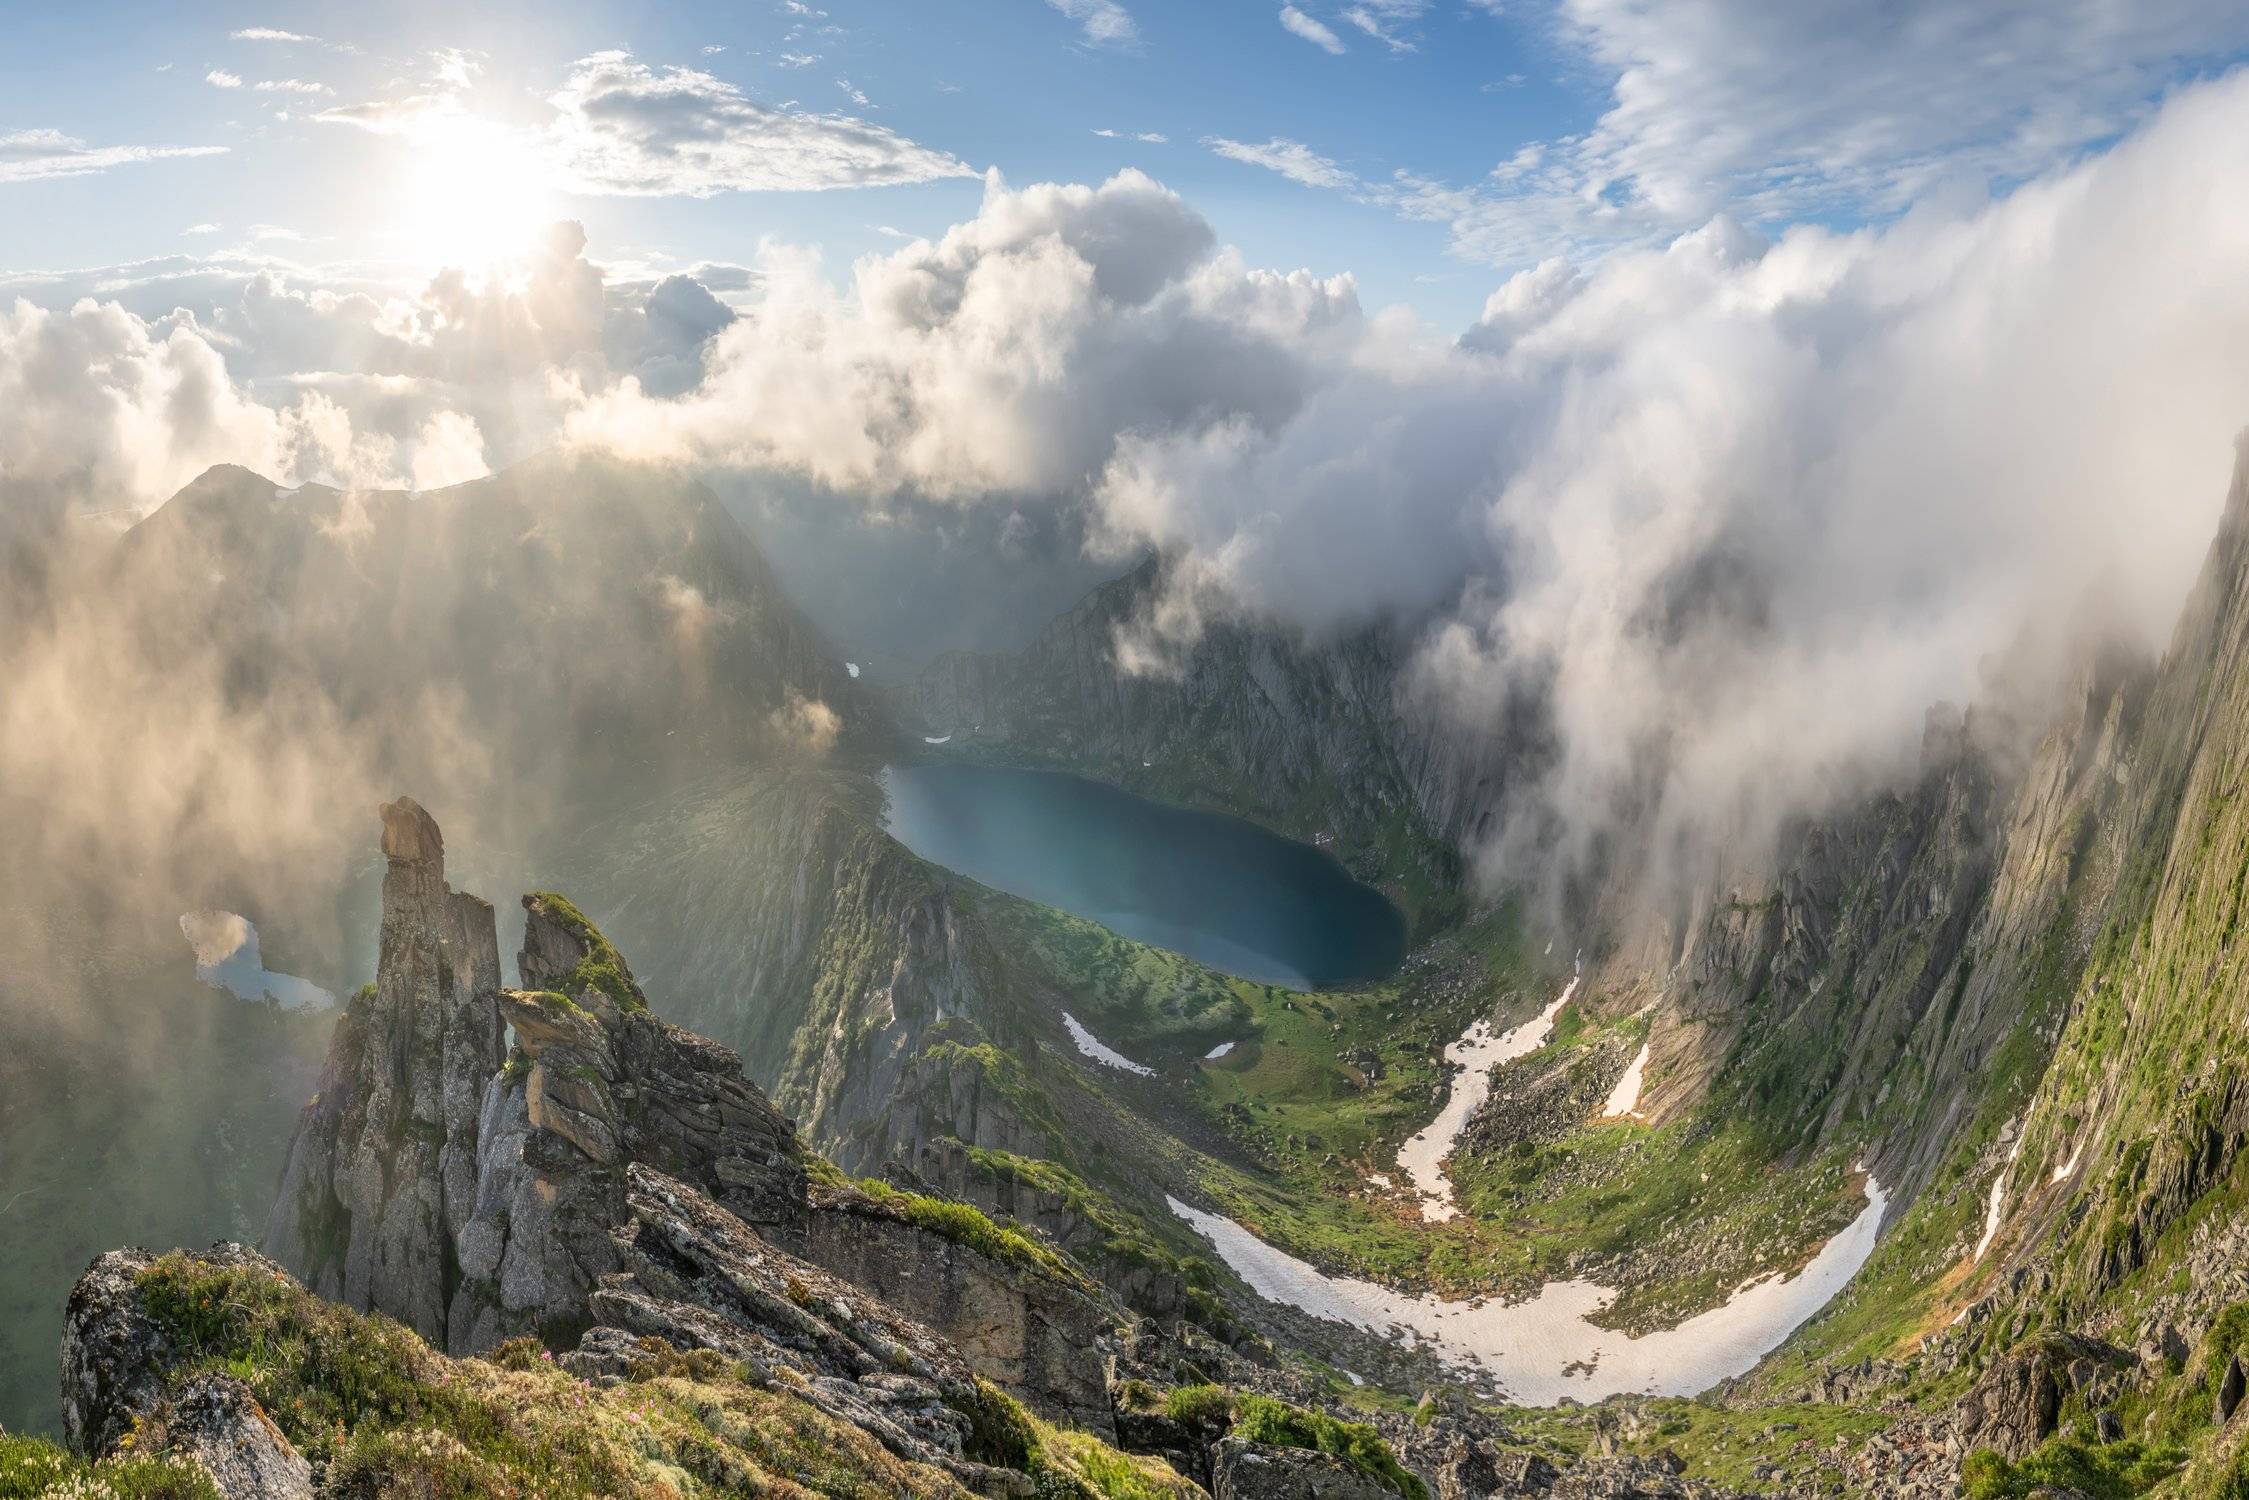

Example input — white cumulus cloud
[1279,7,1347,54]
[1345,0,2249,266]
[1044,0,1137,45]
[547,52,973,196]
[1205,136,1354,189]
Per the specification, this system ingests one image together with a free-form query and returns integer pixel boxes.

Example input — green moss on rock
[853,1178,1089,1288]
[526,892,647,1014]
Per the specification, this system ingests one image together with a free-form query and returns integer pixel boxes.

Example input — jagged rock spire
[263,797,505,1347]
[264,798,1112,1430]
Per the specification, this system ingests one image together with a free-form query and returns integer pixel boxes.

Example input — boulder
[1954,1334,2131,1460]
[61,1246,312,1500]
[140,1375,314,1500]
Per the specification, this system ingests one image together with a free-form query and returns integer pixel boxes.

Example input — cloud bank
[560,71,2249,894]
[1255,0,2249,266]
[12,70,2249,909]
[0,222,735,528]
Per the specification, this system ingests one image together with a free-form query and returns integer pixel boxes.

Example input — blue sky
[3,0,1592,324]
[15,0,2245,331]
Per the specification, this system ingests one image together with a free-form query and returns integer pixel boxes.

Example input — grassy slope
[1558,488,2249,1494]
[969,886,1874,1331]
[30,1251,1198,1500]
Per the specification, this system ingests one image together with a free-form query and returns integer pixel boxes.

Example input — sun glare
[394,114,559,273]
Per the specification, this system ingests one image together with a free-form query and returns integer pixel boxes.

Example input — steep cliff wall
[263,797,505,1346]
[264,800,1119,1432]
[899,534,2173,1232]
[910,563,1484,927]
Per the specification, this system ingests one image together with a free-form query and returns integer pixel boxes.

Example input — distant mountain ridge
[113,453,879,791]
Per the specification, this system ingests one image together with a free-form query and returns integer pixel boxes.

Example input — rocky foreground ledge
[52,1236,1153,1498]
[6,799,1469,1499]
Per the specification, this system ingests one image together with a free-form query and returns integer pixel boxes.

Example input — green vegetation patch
[525,892,647,1014]
[1569,1397,1894,1491]
[0,1433,222,1500]
[128,1253,980,1497]
[1124,1386,1422,1499]
[1160,1383,1234,1428]
[951,1379,1200,1500]
[1165,910,1541,1291]
[981,897,1255,1058]
[962,1147,1238,1335]
[1228,1392,1428,1500]
[521,990,586,1019]
[1961,1435,2181,1500]
[853,1177,1090,1288]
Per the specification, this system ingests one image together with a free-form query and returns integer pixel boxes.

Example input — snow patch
[1602,1041,1651,1119]
[1398,978,1577,1222]
[1204,1041,1235,1059]
[1168,1173,1887,1405]
[846,662,861,678]
[2051,1139,2085,1184]
[1972,1126,2025,1263]
[923,733,952,745]
[1972,1176,2008,1263]
[1064,1012,1155,1076]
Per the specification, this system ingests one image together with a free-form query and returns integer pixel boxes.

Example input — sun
[393,114,559,273]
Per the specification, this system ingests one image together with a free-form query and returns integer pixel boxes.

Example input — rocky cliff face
[262,797,505,1348]
[528,764,1160,1191]
[904,527,2162,1227]
[1627,670,2137,1201]
[264,799,1117,1435]
[908,562,1483,923]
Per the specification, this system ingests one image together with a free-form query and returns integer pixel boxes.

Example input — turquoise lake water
[879,761,1405,990]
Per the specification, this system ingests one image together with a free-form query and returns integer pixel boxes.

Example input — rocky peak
[378,795,442,864]
[263,795,505,1349]
[265,799,1116,1431]
[517,889,648,1009]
